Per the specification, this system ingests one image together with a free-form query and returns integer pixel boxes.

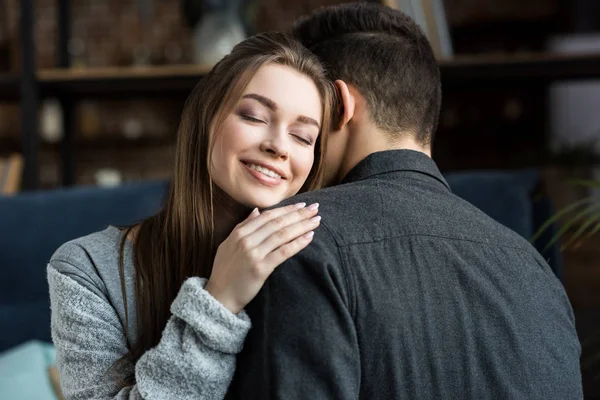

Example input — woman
[48,32,336,399]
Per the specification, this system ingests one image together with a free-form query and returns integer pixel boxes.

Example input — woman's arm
[49,262,249,400]
[49,202,321,399]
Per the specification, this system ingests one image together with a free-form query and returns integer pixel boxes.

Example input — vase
[192,5,245,66]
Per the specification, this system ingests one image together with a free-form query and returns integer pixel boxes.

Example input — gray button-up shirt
[230,150,582,399]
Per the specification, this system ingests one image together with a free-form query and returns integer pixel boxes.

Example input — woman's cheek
[299,150,315,180]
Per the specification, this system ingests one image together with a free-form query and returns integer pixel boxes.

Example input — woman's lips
[241,161,283,187]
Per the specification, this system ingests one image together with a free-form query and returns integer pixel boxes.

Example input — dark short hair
[293,2,441,146]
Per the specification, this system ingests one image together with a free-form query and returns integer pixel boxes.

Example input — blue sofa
[0,171,561,353]
[0,180,169,352]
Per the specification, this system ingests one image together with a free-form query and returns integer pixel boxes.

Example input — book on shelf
[382,0,453,59]
[0,153,23,195]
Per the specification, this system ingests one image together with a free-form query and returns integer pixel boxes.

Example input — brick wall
[4,0,193,69]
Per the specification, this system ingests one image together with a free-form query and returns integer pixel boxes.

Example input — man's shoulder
[268,212,350,301]
[280,184,349,207]
[277,183,378,238]
[269,187,347,264]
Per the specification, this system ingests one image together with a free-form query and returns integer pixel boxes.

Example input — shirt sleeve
[228,228,361,399]
[48,260,251,400]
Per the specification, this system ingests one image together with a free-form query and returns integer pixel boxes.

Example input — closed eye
[293,134,313,146]
[240,115,265,124]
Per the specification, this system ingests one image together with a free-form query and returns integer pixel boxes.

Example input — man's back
[230,150,582,399]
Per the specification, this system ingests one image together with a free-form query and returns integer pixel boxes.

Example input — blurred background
[2,0,600,398]
[1,0,597,188]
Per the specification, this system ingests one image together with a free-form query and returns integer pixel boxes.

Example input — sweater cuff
[171,277,251,354]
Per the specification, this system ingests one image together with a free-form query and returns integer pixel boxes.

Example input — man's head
[293,2,442,185]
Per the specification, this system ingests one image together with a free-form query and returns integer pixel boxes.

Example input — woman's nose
[259,131,289,160]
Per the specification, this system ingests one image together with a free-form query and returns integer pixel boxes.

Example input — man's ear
[334,80,355,131]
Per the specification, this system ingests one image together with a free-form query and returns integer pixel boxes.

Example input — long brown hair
[113,32,336,384]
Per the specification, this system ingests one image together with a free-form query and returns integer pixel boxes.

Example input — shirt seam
[319,222,357,318]
[50,257,106,294]
[50,257,126,324]
[400,175,451,192]
[376,179,385,228]
[336,231,537,256]
[319,221,361,386]
[345,169,450,191]
[47,265,123,330]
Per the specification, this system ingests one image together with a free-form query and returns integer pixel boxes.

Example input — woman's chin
[244,196,285,210]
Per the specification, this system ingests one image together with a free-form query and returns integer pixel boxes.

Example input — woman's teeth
[247,163,281,179]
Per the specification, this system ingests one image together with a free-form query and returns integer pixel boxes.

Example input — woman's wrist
[204,281,243,315]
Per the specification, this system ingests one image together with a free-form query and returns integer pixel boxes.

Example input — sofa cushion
[0,340,58,400]
[444,169,562,278]
[445,170,538,239]
[0,180,168,351]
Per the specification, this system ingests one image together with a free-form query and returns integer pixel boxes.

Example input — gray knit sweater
[47,226,251,399]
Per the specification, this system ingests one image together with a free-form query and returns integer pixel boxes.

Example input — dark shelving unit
[24,52,600,99]
[9,0,600,190]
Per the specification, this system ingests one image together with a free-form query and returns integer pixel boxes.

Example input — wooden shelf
[75,136,174,151]
[36,53,600,97]
[0,136,172,153]
[3,53,600,101]
[439,52,600,87]
[38,65,213,98]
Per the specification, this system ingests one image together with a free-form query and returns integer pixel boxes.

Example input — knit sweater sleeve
[48,256,251,400]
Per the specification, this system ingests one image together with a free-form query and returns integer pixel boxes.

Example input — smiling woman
[212,63,323,208]
[47,32,337,399]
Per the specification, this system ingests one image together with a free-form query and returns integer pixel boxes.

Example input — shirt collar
[340,149,451,191]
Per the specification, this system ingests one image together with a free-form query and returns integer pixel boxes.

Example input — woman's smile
[241,160,286,187]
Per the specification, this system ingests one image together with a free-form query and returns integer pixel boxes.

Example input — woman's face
[211,63,323,209]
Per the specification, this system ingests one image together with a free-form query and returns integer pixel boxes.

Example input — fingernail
[304,231,315,239]
[310,216,321,223]
[307,203,319,211]
[295,202,307,209]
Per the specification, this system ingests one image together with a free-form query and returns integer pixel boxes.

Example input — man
[228,3,582,398]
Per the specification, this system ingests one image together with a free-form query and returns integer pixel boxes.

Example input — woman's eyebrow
[242,93,320,129]
[296,115,320,129]
[242,93,277,111]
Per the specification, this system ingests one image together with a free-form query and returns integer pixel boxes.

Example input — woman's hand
[205,202,320,314]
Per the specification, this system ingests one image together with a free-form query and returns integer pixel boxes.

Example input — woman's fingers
[262,230,316,269]
[236,202,306,232]
[207,202,321,314]
[255,215,321,259]
[239,203,319,249]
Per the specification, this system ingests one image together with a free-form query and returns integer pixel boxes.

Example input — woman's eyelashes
[292,134,313,146]
[239,113,265,124]
[237,109,315,146]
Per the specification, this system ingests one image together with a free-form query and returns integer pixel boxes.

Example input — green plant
[533,178,600,379]
[532,179,600,252]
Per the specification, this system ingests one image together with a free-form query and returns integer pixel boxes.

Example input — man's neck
[388,138,431,157]
[337,126,431,184]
